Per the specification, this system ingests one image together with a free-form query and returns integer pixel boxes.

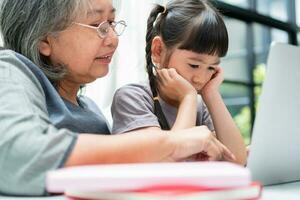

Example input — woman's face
[40,0,118,84]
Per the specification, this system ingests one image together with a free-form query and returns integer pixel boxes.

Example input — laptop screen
[247,42,300,186]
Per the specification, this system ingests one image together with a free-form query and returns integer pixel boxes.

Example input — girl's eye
[208,66,216,71]
[189,64,199,69]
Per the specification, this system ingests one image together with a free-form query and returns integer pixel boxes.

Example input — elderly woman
[0,0,234,196]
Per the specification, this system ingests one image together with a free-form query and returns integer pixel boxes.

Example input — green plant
[232,63,266,144]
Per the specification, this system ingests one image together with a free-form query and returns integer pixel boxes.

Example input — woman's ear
[151,36,165,67]
[38,36,52,56]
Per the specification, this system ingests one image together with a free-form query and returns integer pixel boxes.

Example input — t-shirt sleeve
[197,97,215,131]
[0,51,77,196]
[111,85,160,134]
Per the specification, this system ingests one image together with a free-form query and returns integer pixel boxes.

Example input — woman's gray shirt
[0,50,109,196]
[111,84,214,134]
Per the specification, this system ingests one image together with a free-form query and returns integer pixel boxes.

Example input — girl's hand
[156,68,197,104]
[200,66,224,97]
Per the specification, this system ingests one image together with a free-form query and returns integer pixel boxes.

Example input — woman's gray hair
[0,0,91,84]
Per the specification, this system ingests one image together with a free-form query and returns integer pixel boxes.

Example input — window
[214,0,299,143]
[219,0,249,8]
[86,0,299,135]
[257,0,289,22]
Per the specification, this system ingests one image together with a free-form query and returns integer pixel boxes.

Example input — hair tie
[162,6,167,14]
[153,96,159,101]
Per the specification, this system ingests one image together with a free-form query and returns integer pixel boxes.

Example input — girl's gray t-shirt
[111,84,214,134]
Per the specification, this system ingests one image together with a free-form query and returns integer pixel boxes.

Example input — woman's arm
[64,131,173,166]
[0,50,77,196]
[65,126,236,166]
[201,67,247,165]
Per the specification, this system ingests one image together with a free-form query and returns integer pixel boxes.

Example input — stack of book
[46,162,262,200]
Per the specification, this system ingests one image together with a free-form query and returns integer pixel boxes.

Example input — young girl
[111,0,246,165]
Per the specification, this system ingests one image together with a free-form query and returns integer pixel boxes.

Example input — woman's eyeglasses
[74,20,127,39]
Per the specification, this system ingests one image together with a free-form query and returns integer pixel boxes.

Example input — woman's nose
[103,29,118,47]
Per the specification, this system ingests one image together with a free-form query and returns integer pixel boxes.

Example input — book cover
[46,162,251,194]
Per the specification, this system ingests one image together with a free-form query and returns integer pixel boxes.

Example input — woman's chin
[99,68,109,77]
[82,71,109,84]
[94,66,110,77]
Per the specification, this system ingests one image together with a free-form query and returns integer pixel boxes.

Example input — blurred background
[87,0,300,144]
[1,0,299,144]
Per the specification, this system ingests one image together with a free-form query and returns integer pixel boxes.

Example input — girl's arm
[110,69,235,163]
[156,68,198,130]
[201,67,247,165]
[172,94,197,130]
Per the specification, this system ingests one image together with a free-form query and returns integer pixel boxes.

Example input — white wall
[85,0,167,124]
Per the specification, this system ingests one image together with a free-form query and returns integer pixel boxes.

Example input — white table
[262,181,300,200]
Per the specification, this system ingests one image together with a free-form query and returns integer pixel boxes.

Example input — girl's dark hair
[146,0,228,130]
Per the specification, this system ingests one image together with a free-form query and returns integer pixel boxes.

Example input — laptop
[247,42,300,186]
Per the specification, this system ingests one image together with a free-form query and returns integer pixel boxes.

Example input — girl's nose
[192,75,205,85]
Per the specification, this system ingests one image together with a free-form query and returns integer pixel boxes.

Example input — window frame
[213,0,299,136]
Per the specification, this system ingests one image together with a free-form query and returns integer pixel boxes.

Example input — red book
[65,182,262,200]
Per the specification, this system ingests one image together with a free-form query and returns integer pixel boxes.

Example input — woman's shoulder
[0,49,32,74]
[0,49,44,92]
[0,49,37,69]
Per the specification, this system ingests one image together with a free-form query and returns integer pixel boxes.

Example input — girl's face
[165,49,220,91]
[39,0,118,84]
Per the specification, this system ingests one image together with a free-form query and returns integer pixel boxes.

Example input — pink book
[46,162,250,194]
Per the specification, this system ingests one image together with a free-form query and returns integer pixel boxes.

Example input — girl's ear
[151,36,165,67]
[38,36,52,57]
